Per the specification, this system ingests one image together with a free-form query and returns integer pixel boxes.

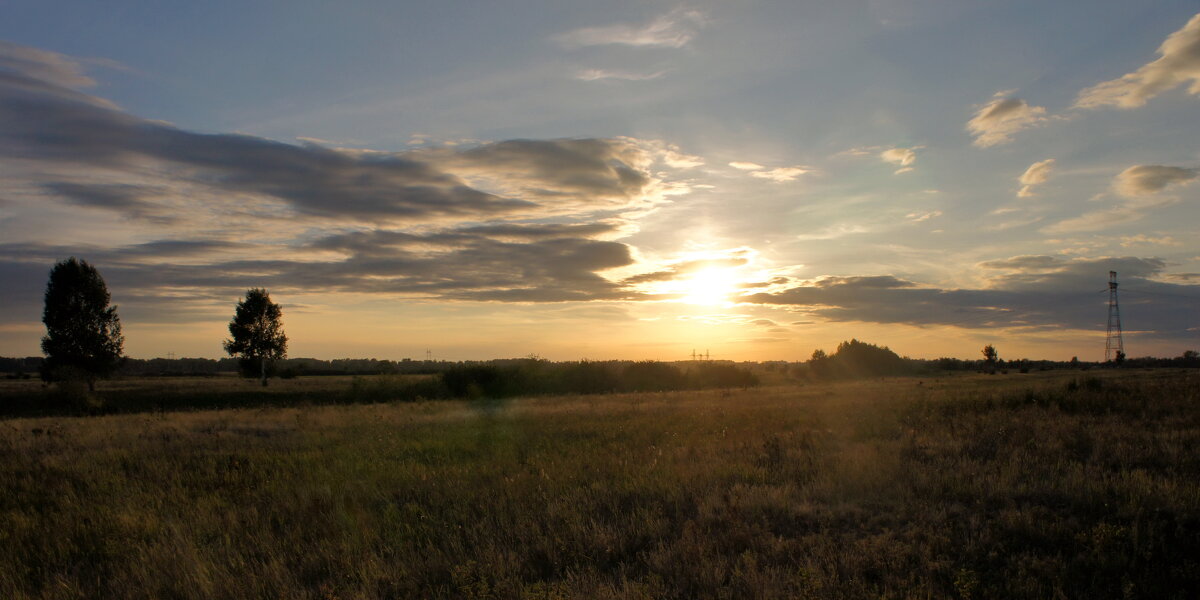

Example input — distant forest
[3,342,1197,380]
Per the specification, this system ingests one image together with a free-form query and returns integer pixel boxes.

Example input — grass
[1,369,1198,598]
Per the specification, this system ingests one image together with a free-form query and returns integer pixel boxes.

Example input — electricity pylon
[1105,271,1124,362]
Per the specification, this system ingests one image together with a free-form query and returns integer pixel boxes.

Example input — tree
[41,257,124,392]
[981,344,998,371]
[223,288,287,386]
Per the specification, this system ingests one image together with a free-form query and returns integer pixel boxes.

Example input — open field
[0,374,441,417]
[2,370,1199,599]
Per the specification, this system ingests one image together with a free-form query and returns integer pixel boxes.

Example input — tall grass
[0,370,1197,598]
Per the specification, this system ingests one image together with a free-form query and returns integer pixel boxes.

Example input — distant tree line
[438,359,758,399]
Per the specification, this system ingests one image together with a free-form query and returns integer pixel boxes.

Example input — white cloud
[750,166,811,182]
[729,161,765,171]
[575,68,665,81]
[905,210,942,222]
[966,96,1048,147]
[1017,158,1056,197]
[1113,164,1197,197]
[880,147,916,166]
[554,8,706,48]
[880,147,918,174]
[728,161,810,182]
[1075,13,1200,109]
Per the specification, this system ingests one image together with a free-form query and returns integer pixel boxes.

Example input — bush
[621,361,686,392]
[690,363,759,388]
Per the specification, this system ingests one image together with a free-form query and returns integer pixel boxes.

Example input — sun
[677,266,743,306]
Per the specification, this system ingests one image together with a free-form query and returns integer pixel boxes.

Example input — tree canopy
[41,257,124,391]
[223,288,287,385]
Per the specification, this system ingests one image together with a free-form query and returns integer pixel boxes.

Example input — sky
[1,0,1199,362]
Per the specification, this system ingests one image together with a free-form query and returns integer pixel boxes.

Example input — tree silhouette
[223,288,287,386]
[981,344,998,371]
[41,257,124,392]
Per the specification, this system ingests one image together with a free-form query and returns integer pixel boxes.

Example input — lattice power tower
[1105,271,1124,362]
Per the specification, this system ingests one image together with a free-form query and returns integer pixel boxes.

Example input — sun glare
[677,267,742,306]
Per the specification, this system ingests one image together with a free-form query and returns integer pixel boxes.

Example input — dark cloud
[1,41,658,223]
[0,227,640,321]
[456,139,650,199]
[43,182,170,220]
[459,222,622,240]
[740,257,1199,337]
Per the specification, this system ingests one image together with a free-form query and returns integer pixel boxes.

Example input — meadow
[1,369,1198,599]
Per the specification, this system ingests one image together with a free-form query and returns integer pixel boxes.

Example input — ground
[1,370,1198,599]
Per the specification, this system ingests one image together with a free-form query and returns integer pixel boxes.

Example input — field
[2,370,1198,599]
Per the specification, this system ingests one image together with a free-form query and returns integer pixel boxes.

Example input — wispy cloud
[575,68,666,81]
[1075,12,1200,109]
[750,167,810,182]
[729,161,765,171]
[1043,165,1199,232]
[728,161,810,182]
[554,8,707,48]
[1042,195,1177,234]
[880,147,917,174]
[1017,159,1055,197]
[966,95,1048,147]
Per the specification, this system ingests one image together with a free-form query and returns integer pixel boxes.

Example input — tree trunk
[261,357,268,387]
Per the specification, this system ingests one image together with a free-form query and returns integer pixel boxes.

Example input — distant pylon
[1105,271,1124,361]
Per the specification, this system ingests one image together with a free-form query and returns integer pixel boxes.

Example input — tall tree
[41,257,125,392]
[223,288,287,386]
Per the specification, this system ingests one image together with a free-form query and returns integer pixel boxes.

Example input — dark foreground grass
[1,370,1198,598]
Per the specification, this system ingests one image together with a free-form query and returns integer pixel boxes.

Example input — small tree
[41,257,124,392]
[223,288,287,386]
[981,344,998,371]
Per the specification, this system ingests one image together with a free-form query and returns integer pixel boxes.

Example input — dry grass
[1,370,1198,598]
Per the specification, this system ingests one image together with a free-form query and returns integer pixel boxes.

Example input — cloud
[750,166,810,183]
[42,182,170,221]
[622,256,750,286]
[1017,159,1055,197]
[1112,164,1197,197]
[880,147,916,174]
[966,96,1048,147]
[729,161,765,171]
[728,160,811,182]
[1042,195,1177,234]
[0,41,683,227]
[0,41,711,312]
[1047,165,1198,232]
[1075,13,1200,109]
[977,255,1063,272]
[554,8,706,48]
[739,257,1198,335]
[0,40,99,89]
[1119,234,1180,248]
[575,68,666,81]
[905,210,942,223]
